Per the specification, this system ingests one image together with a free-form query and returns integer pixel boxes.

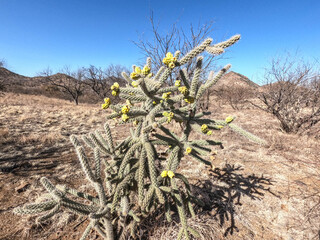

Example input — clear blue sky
[1,0,319,84]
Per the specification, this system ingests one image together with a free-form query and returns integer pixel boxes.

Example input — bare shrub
[215,85,254,110]
[255,54,320,133]
[40,67,87,105]
[83,64,128,103]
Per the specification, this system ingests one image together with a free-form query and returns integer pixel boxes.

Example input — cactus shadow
[192,163,277,237]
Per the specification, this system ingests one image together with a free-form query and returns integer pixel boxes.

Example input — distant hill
[217,71,259,89]
[0,67,31,84]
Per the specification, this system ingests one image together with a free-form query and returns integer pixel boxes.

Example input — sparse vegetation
[215,85,254,110]
[255,54,320,133]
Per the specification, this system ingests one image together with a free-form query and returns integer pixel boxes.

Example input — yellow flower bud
[162,57,170,65]
[121,105,130,114]
[168,62,175,69]
[131,81,139,87]
[162,92,172,100]
[113,82,119,88]
[153,101,157,105]
[207,130,213,136]
[201,124,208,133]
[101,103,107,109]
[134,66,141,74]
[175,80,181,87]
[130,72,139,80]
[121,114,129,122]
[166,52,173,58]
[185,147,192,155]
[162,111,169,117]
[225,116,234,123]
[142,66,151,75]
[101,98,111,109]
[161,170,168,178]
[112,90,118,96]
[178,86,188,95]
[167,170,175,178]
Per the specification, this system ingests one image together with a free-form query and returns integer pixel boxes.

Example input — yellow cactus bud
[166,52,173,58]
[112,90,118,96]
[162,92,172,100]
[175,80,181,87]
[185,147,192,155]
[178,86,188,95]
[168,62,175,69]
[153,101,157,105]
[134,66,141,74]
[101,98,111,109]
[131,81,139,87]
[162,111,169,117]
[161,170,168,178]
[121,105,130,114]
[142,66,151,75]
[162,57,170,65]
[225,116,234,123]
[207,130,213,135]
[130,72,139,80]
[121,114,129,122]
[167,170,175,178]
[113,82,119,88]
[101,103,108,109]
[201,124,208,133]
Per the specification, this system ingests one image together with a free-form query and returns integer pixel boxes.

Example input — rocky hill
[217,71,259,89]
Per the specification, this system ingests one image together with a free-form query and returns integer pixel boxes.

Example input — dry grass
[0,92,320,240]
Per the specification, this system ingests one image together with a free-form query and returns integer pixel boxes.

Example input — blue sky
[1,0,319,84]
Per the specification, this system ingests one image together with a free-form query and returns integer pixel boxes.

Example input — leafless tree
[215,85,255,110]
[83,64,128,99]
[254,54,320,133]
[40,66,86,105]
[133,12,220,85]
[0,59,6,68]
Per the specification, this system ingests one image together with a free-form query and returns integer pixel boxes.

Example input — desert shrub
[13,35,266,239]
[256,55,320,133]
[214,85,254,110]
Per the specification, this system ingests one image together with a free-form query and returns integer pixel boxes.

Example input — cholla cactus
[13,34,266,239]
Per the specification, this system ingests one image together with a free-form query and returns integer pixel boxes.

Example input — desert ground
[0,92,319,240]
